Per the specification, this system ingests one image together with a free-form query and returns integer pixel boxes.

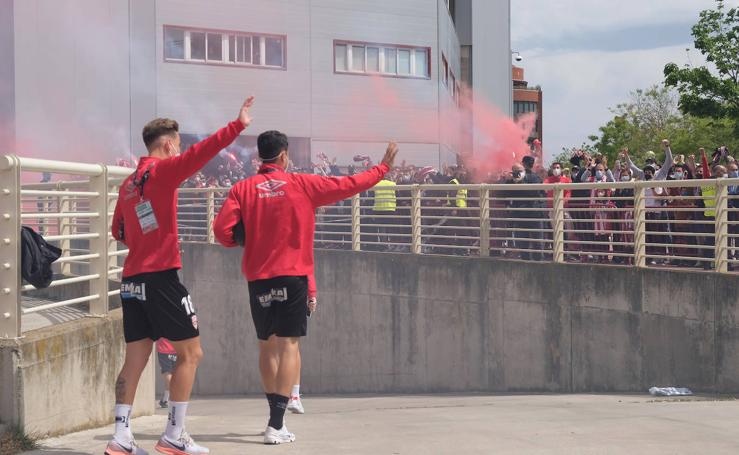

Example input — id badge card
[135,200,159,234]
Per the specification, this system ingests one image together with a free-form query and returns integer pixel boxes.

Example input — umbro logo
[256,180,286,192]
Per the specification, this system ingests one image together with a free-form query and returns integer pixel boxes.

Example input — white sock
[291,385,300,399]
[113,404,133,442]
[165,401,188,441]
[162,390,170,402]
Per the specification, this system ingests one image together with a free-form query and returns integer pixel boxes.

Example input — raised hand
[238,96,255,127]
[382,142,399,169]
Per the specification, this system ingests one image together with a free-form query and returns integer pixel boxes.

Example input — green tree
[664,0,739,130]
[591,85,680,164]
[564,84,739,169]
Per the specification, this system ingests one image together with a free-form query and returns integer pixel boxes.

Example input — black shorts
[248,276,308,341]
[157,352,177,374]
[121,269,200,343]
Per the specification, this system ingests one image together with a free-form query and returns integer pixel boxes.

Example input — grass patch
[0,425,39,455]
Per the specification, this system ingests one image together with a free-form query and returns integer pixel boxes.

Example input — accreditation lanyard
[132,164,159,234]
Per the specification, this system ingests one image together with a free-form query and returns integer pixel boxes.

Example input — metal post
[206,190,215,244]
[479,187,490,257]
[0,156,21,338]
[88,167,109,315]
[58,189,72,275]
[715,181,729,273]
[552,187,565,263]
[351,194,361,251]
[411,185,422,254]
[108,183,119,272]
[633,185,646,268]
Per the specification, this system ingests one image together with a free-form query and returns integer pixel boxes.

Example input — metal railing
[0,155,130,338]
[4,153,737,338]
[177,178,739,274]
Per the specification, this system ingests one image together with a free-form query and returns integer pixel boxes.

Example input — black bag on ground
[21,226,61,289]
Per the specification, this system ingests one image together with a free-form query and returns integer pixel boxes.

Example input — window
[514,101,538,115]
[190,32,205,60]
[164,28,185,59]
[384,48,397,73]
[397,49,411,75]
[366,47,380,72]
[207,33,222,61]
[230,35,252,64]
[333,40,431,79]
[252,37,262,66]
[335,44,347,71]
[441,54,449,86]
[352,45,366,72]
[414,49,428,77]
[265,37,284,67]
[163,26,286,69]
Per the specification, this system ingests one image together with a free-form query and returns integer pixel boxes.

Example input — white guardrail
[2,154,738,338]
[0,155,131,338]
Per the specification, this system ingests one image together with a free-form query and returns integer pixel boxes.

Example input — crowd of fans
[315,140,738,271]
[120,140,737,270]
[490,140,737,270]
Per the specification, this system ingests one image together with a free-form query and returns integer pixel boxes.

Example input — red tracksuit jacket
[213,163,389,282]
[112,120,245,278]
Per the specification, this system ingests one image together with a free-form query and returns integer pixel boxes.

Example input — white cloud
[511,0,734,45]
[510,0,737,160]
[523,44,705,160]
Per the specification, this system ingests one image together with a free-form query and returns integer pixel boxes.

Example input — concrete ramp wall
[0,309,155,437]
[181,245,739,395]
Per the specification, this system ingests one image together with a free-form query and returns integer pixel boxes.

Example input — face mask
[645,174,653,181]
[513,171,523,180]
[730,171,739,178]
[552,168,561,177]
[621,175,631,182]
[595,171,604,180]
[674,172,684,180]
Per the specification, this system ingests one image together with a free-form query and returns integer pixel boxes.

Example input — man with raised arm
[107,97,255,455]
[213,133,398,445]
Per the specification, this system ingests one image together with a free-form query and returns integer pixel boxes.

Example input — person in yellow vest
[699,163,727,269]
[446,167,470,255]
[371,174,397,251]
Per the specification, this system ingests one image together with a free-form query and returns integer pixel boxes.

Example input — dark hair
[552,162,562,167]
[257,130,289,162]
[522,155,535,169]
[142,118,179,149]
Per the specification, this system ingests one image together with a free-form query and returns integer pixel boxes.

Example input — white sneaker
[287,396,305,414]
[264,425,296,445]
[105,436,148,455]
[155,430,209,454]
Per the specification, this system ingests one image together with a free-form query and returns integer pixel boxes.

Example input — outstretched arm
[299,143,399,208]
[155,96,254,185]
[623,149,645,180]
[654,140,674,181]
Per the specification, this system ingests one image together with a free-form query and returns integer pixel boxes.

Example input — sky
[510,0,738,162]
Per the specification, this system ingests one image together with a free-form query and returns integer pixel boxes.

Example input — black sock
[266,393,275,410]
[268,394,289,430]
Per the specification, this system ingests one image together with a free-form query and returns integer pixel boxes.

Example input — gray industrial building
[1,0,511,168]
